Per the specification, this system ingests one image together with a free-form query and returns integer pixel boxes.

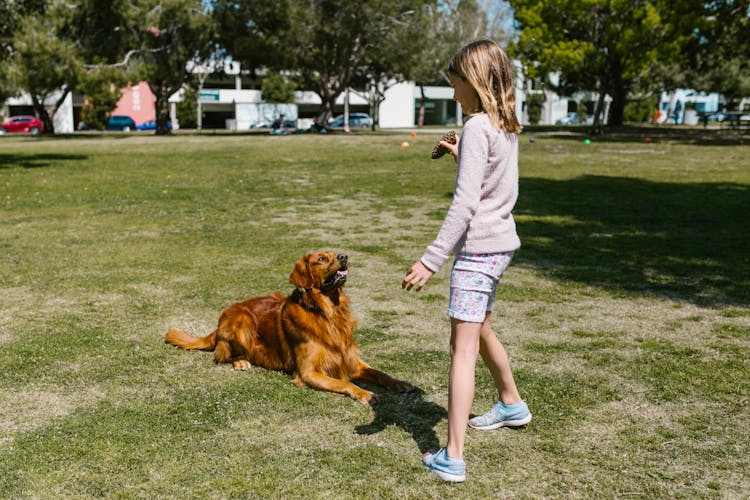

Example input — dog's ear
[289,255,314,289]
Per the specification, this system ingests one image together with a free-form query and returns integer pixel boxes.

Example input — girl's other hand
[402,261,435,291]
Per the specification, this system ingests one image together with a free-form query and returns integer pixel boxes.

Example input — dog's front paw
[354,388,377,405]
[233,359,251,371]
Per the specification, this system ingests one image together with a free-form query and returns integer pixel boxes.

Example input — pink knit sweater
[420,113,521,273]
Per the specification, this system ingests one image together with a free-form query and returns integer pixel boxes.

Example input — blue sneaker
[422,447,466,482]
[468,400,532,430]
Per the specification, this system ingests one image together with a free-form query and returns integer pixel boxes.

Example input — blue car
[105,115,136,132]
[136,120,172,131]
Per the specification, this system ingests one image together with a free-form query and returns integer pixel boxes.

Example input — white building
[657,89,723,124]
[3,89,78,133]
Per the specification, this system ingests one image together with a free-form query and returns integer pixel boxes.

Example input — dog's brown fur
[165,251,412,404]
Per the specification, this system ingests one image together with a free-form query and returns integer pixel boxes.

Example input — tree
[261,72,297,103]
[57,0,134,129]
[351,1,435,130]
[411,0,515,126]
[211,1,291,76]
[215,0,436,125]
[689,0,750,108]
[7,13,83,133]
[287,0,431,124]
[176,78,200,128]
[57,0,132,64]
[128,0,217,135]
[0,0,46,102]
[4,0,137,133]
[78,67,128,130]
[509,0,695,129]
[409,3,458,127]
[526,92,543,124]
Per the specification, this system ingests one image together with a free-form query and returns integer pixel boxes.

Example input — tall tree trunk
[418,85,426,127]
[316,85,337,127]
[32,95,54,134]
[590,83,606,135]
[155,81,171,136]
[609,78,627,127]
[368,91,377,132]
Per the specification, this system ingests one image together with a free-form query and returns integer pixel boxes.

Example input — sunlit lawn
[0,128,748,497]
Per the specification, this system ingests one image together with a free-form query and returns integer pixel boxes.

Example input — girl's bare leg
[478,312,522,405]
[445,319,480,460]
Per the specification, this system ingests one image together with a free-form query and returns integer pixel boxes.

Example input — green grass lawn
[1,129,748,498]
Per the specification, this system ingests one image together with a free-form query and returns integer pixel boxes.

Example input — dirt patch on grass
[599,148,667,155]
[0,286,105,339]
[0,386,105,440]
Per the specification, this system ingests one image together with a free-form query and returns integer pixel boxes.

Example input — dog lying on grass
[165,251,413,404]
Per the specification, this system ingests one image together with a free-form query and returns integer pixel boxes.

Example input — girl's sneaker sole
[430,469,466,482]
[468,413,532,430]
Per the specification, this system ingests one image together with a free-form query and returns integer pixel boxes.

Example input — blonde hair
[448,39,521,134]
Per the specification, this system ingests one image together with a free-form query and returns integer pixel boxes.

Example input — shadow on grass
[516,175,749,306]
[0,152,88,169]
[522,125,748,146]
[355,387,446,454]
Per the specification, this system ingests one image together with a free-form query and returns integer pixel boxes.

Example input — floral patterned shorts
[448,252,514,323]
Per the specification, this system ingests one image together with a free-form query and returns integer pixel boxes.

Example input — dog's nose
[337,253,348,266]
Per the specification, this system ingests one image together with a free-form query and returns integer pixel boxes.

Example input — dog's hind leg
[212,341,252,370]
[213,340,232,363]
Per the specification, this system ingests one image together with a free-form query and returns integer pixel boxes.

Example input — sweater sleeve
[420,117,489,272]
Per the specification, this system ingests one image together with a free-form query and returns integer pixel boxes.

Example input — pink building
[112,82,156,125]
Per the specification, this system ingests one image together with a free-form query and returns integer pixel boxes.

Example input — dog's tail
[164,329,218,351]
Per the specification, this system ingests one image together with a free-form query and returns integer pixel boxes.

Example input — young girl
[402,39,531,483]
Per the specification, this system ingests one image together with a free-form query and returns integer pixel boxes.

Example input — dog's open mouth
[323,267,348,288]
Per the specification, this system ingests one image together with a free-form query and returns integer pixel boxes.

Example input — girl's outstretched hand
[402,261,435,292]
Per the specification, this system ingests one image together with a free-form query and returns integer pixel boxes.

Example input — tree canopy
[130,0,217,135]
[6,5,83,133]
[688,0,750,107]
[0,0,46,103]
[509,0,750,127]
[214,0,437,124]
[509,0,701,128]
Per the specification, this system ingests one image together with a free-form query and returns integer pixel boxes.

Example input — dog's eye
[317,256,327,263]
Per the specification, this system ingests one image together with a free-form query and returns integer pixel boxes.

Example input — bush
[576,100,589,123]
[624,98,658,123]
[526,93,544,125]
[176,84,199,129]
[78,69,125,130]
[261,72,297,103]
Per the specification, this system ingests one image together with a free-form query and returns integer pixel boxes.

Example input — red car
[0,115,44,135]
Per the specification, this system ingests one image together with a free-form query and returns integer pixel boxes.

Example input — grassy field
[0,128,748,498]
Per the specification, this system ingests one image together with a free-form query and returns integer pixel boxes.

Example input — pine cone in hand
[431,130,457,159]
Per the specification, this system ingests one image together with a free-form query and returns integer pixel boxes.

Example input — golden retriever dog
[165,251,412,404]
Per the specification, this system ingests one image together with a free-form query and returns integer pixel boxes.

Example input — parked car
[555,112,593,125]
[250,120,272,129]
[0,115,44,135]
[136,120,172,131]
[106,115,136,132]
[251,118,296,129]
[328,113,373,128]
